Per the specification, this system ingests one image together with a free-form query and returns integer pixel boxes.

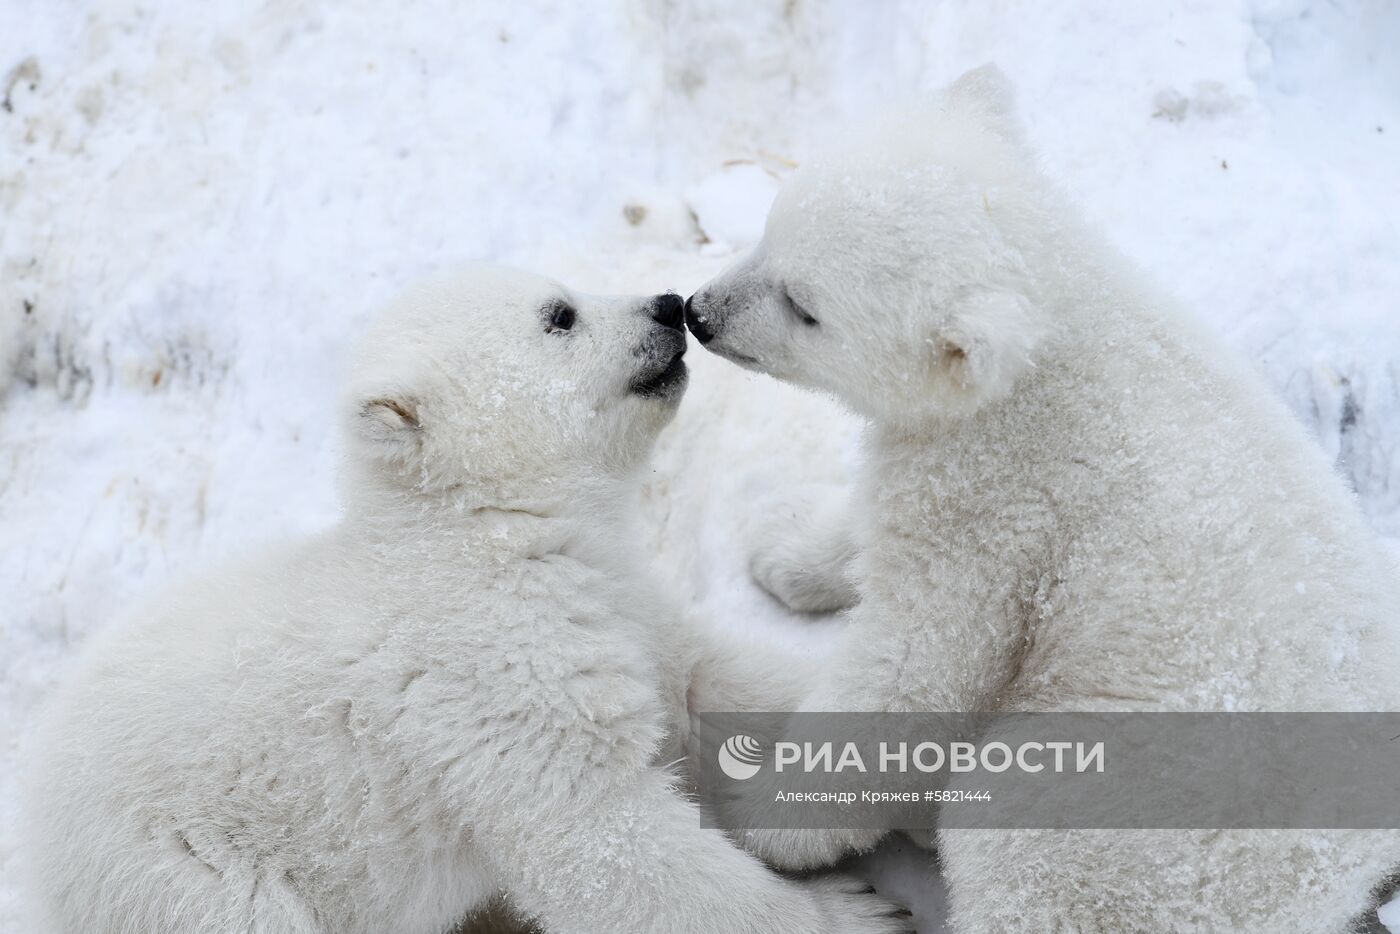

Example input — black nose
[651,293,684,331]
[684,293,714,344]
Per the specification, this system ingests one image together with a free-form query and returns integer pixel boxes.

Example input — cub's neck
[343,475,646,577]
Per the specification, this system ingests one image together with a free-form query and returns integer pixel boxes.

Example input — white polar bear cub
[23,265,910,934]
[686,67,1400,932]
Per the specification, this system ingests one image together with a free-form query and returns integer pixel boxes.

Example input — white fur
[746,483,859,614]
[688,66,1400,932]
[21,265,911,934]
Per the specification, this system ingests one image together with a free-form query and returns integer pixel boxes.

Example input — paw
[750,546,854,614]
[739,827,884,872]
[747,488,858,614]
[802,874,916,934]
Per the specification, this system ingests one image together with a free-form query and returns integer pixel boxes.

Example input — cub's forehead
[764,148,988,277]
[354,266,568,368]
[421,265,566,315]
[763,166,920,271]
[764,171,850,256]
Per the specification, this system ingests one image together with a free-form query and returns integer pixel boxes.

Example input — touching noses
[651,293,685,331]
[682,293,713,344]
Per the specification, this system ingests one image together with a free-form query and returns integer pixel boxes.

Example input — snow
[2,1,1398,930]
[684,162,783,249]
[1383,895,1400,932]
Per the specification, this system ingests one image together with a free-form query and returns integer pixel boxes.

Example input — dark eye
[545,302,576,333]
[784,289,819,327]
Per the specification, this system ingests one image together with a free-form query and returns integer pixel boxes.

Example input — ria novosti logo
[715,732,1107,781]
[718,734,764,780]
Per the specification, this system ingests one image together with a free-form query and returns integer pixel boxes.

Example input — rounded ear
[944,63,1022,142]
[929,288,1045,409]
[356,394,423,463]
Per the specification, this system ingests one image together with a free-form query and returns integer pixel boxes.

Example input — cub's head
[685,65,1051,426]
[345,263,687,508]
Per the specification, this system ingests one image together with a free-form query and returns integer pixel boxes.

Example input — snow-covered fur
[686,66,1400,932]
[21,265,911,934]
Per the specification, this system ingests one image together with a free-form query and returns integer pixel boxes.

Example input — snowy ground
[2,1,1398,931]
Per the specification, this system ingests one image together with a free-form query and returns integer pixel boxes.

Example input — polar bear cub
[23,265,910,934]
[686,67,1400,932]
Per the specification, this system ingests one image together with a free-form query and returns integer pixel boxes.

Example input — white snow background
[2,1,1399,930]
